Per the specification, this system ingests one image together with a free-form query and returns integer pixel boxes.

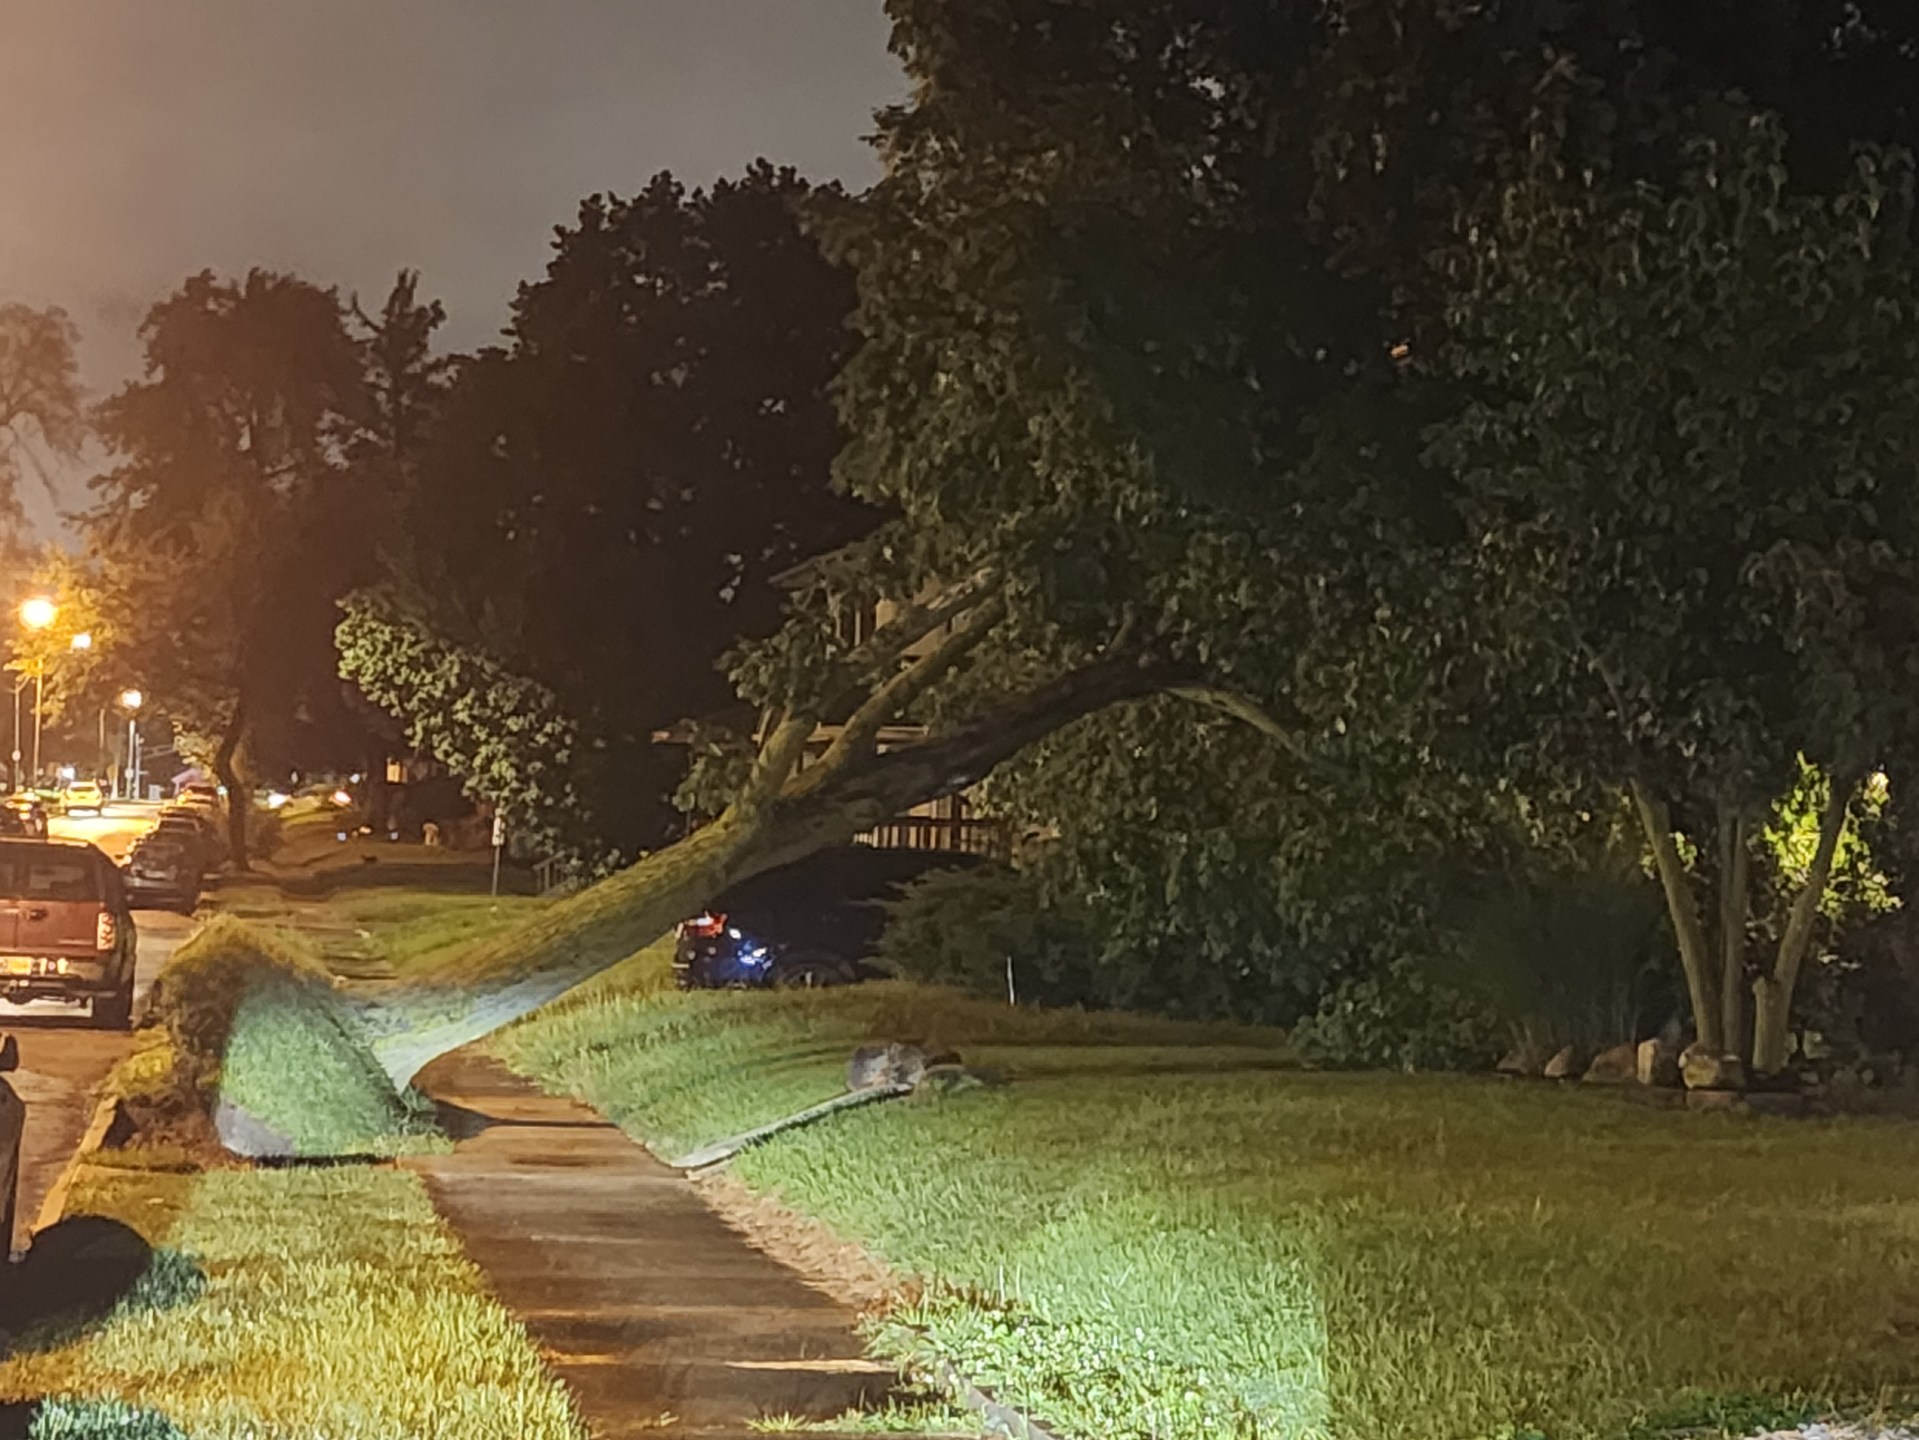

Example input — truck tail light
[97,911,116,951]
[678,912,727,939]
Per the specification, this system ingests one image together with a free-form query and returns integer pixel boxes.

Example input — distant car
[674,846,982,990]
[63,780,106,817]
[177,782,221,809]
[1,1033,21,1252]
[3,796,47,839]
[0,839,138,1029]
[150,812,218,868]
[122,834,202,913]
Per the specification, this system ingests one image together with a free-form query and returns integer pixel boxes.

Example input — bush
[1291,960,1502,1071]
[875,863,1104,1007]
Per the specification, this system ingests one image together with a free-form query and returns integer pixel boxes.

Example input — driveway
[4,903,193,1254]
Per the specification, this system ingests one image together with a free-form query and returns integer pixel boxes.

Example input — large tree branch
[800,650,1193,825]
[801,594,1010,788]
[816,566,999,715]
[1169,684,1344,781]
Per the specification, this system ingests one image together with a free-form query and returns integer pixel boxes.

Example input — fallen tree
[352,571,1212,1082]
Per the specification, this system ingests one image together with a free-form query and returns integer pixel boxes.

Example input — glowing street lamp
[18,596,55,632]
[120,690,145,799]
[69,631,92,652]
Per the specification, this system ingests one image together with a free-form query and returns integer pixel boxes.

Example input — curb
[919,1353,1066,1440]
[34,1090,118,1237]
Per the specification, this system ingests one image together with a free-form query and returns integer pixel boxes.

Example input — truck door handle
[26,908,46,921]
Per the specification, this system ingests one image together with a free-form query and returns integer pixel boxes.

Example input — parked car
[0,840,138,1028]
[122,834,202,913]
[63,780,106,817]
[1,1033,21,1253]
[3,796,47,839]
[673,845,982,990]
[154,809,222,862]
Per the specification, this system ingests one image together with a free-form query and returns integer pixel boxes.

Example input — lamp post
[18,598,54,785]
[120,690,143,800]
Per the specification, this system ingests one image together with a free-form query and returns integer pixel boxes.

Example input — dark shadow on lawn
[0,1397,185,1439]
[0,1217,203,1359]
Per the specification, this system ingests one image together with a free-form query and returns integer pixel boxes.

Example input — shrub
[1291,960,1502,1071]
[875,863,1104,1007]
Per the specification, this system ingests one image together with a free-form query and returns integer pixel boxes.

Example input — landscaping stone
[1542,1045,1579,1079]
[1680,1043,1746,1091]
[848,1041,958,1092]
[1636,1036,1681,1087]
[1496,1044,1545,1078]
[1582,1043,1638,1084]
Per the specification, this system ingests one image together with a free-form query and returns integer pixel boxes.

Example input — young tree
[0,303,87,557]
[1431,121,1919,1073]
[89,270,371,864]
[349,165,876,863]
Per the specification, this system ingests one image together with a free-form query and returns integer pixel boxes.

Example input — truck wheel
[91,973,134,1031]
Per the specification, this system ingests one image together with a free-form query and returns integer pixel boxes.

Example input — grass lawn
[0,1162,585,1440]
[493,956,1919,1440]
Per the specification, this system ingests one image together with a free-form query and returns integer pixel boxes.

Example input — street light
[120,690,144,800]
[15,598,58,785]
[19,597,55,633]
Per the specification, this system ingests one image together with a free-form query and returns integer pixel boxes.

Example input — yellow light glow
[19,596,56,631]
[69,631,92,651]
[120,688,143,710]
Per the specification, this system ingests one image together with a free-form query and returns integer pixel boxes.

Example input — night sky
[0,1,904,528]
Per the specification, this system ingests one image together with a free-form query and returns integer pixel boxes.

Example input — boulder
[848,1042,958,1093]
[1636,1037,1682,1088]
[1542,1045,1579,1080]
[1582,1042,1638,1084]
[1496,1041,1548,1078]
[1679,1043,1746,1093]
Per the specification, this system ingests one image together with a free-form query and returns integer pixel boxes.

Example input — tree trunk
[1631,779,1723,1052]
[1716,806,1751,1061]
[1750,770,1857,1076]
[213,700,251,870]
[375,651,1181,1085]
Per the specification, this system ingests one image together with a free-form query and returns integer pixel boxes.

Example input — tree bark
[384,651,1183,1082]
[212,699,251,870]
[1716,806,1751,1061]
[1750,770,1857,1076]
[1631,779,1723,1053]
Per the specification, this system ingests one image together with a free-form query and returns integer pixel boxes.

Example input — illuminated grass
[322,888,551,978]
[495,978,1919,1440]
[140,916,441,1158]
[0,1164,586,1440]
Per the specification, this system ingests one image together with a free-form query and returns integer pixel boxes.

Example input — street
[5,800,195,1252]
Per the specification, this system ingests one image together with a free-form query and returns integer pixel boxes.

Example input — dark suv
[0,841,138,1029]
[674,845,980,990]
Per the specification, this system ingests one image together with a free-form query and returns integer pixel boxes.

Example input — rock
[1679,1043,1746,1092]
[848,1042,952,1093]
[1496,1044,1544,1078]
[1542,1044,1579,1080]
[1636,1037,1682,1088]
[1582,1042,1638,1084]
[213,1095,296,1158]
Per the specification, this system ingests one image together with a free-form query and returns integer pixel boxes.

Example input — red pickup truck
[0,840,138,1029]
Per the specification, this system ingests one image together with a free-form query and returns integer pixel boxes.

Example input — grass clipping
[124,915,441,1160]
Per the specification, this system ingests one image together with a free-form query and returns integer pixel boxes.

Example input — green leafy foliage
[875,863,1101,1006]
[337,591,610,876]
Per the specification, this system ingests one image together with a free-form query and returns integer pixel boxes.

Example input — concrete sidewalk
[404,1052,919,1440]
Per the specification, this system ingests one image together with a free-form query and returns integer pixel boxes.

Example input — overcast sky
[0,0,905,530]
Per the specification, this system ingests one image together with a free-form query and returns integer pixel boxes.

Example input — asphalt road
[5,801,195,1253]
